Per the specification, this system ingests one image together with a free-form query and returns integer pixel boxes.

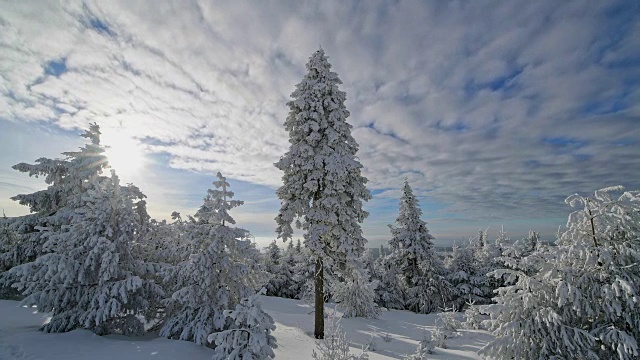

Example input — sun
[103,135,146,181]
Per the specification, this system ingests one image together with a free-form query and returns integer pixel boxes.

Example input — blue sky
[1,1,639,248]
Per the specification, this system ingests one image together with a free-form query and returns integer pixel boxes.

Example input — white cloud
[1,0,639,243]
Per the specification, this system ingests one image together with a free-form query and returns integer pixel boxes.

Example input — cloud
[0,0,639,244]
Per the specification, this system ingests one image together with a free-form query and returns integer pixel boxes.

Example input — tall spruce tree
[388,180,451,313]
[275,48,371,338]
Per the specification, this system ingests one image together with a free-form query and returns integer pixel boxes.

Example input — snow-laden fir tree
[387,180,451,314]
[137,217,190,268]
[0,214,24,299]
[334,266,380,319]
[373,253,405,310]
[494,225,510,255]
[361,249,377,282]
[295,239,302,254]
[133,216,192,325]
[160,172,264,346]
[446,244,484,311]
[473,228,505,304]
[290,245,316,300]
[209,289,277,360]
[275,48,371,338]
[282,242,299,295]
[499,230,539,269]
[290,245,333,303]
[264,240,282,295]
[9,170,163,334]
[0,214,19,271]
[2,124,109,276]
[263,240,296,299]
[480,186,640,360]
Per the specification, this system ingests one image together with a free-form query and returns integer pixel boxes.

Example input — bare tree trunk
[314,256,324,339]
[586,200,598,247]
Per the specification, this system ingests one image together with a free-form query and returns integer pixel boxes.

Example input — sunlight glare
[103,135,146,181]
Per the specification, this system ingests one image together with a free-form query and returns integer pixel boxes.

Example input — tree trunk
[314,256,324,339]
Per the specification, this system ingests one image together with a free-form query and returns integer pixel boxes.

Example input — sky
[1,1,639,248]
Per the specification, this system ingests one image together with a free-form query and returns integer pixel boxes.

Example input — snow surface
[0,297,492,359]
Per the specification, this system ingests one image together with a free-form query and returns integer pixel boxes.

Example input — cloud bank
[1,1,639,243]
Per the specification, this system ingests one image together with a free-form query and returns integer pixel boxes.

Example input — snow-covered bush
[431,327,447,349]
[480,186,640,360]
[437,310,460,336]
[312,314,368,360]
[405,331,434,359]
[209,290,277,360]
[463,303,484,330]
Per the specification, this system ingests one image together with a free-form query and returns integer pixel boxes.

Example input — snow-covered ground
[0,298,492,359]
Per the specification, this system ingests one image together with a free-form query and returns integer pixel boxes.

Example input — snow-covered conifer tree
[446,244,484,310]
[275,48,371,338]
[470,229,508,305]
[500,230,539,266]
[293,245,336,304]
[264,240,283,295]
[209,290,277,360]
[133,217,190,323]
[3,124,110,273]
[265,240,281,265]
[295,239,302,254]
[373,254,404,310]
[334,267,380,318]
[10,170,162,334]
[388,180,451,313]
[0,214,20,272]
[160,172,264,345]
[0,215,23,299]
[138,218,189,268]
[481,186,640,360]
[361,249,376,278]
[264,240,296,298]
